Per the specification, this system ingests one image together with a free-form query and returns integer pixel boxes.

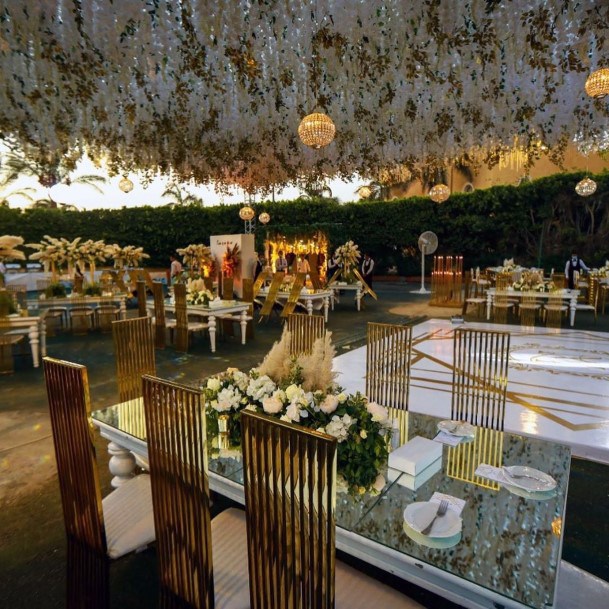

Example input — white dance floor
[334,318,609,463]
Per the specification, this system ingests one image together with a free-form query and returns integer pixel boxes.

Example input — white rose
[366,401,389,423]
[372,475,385,493]
[262,395,283,414]
[285,384,300,402]
[320,394,339,414]
[337,392,347,403]
[286,403,301,422]
[207,378,221,392]
[360,429,367,439]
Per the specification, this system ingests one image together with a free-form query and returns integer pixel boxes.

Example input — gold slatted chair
[258,272,285,320]
[492,273,514,323]
[69,296,96,334]
[286,313,325,356]
[576,276,600,321]
[136,280,148,318]
[0,298,25,374]
[43,357,155,604]
[600,280,609,315]
[452,327,510,431]
[142,375,249,609]
[6,283,27,309]
[36,279,67,334]
[280,272,306,318]
[366,322,412,442]
[151,282,174,349]
[174,283,208,352]
[551,273,566,290]
[241,410,424,609]
[112,317,156,403]
[544,292,565,329]
[462,271,486,318]
[96,296,121,333]
[519,292,541,327]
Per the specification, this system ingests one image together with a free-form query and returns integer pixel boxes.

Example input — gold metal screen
[280,272,306,318]
[446,426,503,490]
[112,317,156,402]
[151,282,167,349]
[430,256,464,307]
[286,313,325,356]
[43,357,106,554]
[142,375,214,609]
[451,328,510,431]
[241,410,337,609]
[252,269,271,299]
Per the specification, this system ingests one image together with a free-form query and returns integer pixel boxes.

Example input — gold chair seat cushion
[210,508,250,609]
[519,303,541,309]
[336,559,425,608]
[102,474,156,560]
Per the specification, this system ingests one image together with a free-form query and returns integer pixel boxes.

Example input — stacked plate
[403,502,462,549]
[501,466,557,500]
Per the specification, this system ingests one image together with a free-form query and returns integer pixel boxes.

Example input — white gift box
[387,456,442,491]
[388,435,443,476]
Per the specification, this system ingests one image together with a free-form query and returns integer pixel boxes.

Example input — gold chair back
[280,272,306,318]
[286,313,325,356]
[519,293,538,327]
[97,296,120,333]
[258,272,285,319]
[6,283,27,308]
[136,280,147,317]
[142,375,214,609]
[1,296,24,374]
[551,274,565,290]
[241,410,337,609]
[451,328,510,430]
[112,317,156,402]
[173,283,189,352]
[545,293,564,329]
[69,296,95,334]
[223,276,234,300]
[151,282,167,349]
[73,275,84,294]
[588,277,600,310]
[43,357,106,553]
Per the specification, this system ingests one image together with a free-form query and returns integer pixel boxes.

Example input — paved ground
[0,282,607,608]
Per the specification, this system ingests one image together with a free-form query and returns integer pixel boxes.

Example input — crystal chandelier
[585,68,609,99]
[429,184,450,203]
[119,177,134,193]
[575,177,597,197]
[298,112,336,149]
[258,212,270,224]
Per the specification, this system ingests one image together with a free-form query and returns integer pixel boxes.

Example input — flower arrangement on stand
[222,244,240,277]
[512,269,550,292]
[202,329,391,494]
[176,243,214,277]
[0,235,25,284]
[185,278,214,306]
[334,240,361,283]
[27,235,70,282]
[107,244,149,269]
[74,239,108,284]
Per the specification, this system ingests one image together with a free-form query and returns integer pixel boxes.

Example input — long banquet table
[485,288,580,326]
[91,401,570,609]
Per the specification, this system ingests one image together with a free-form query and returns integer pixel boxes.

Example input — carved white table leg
[240,310,247,344]
[119,299,127,320]
[569,294,577,327]
[486,291,493,320]
[108,441,136,488]
[306,299,313,316]
[40,317,47,357]
[323,297,329,322]
[356,289,362,311]
[28,323,40,368]
[209,314,217,352]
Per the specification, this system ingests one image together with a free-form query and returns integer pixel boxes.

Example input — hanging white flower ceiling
[0,0,607,188]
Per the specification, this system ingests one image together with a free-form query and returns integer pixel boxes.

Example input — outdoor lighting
[119,177,134,193]
[575,177,597,197]
[239,205,255,221]
[258,212,270,224]
[585,68,609,99]
[429,183,450,203]
[298,112,336,149]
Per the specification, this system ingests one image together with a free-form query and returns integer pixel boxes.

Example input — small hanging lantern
[585,68,609,99]
[298,112,336,149]
[575,177,597,197]
[239,205,255,221]
[258,212,270,224]
[429,183,450,203]
[119,177,134,193]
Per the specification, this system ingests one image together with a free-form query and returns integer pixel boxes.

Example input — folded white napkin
[429,492,466,516]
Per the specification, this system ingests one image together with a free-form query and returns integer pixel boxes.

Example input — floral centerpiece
[177,243,214,277]
[107,244,149,269]
[512,270,551,292]
[203,329,391,494]
[221,244,240,277]
[74,239,108,283]
[334,240,361,283]
[185,278,214,306]
[27,235,71,281]
[0,235,25,284]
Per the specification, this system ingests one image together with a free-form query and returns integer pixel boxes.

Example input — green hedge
[1,171,608,274]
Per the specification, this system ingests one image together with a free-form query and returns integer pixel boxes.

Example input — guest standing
[361,252,375,289]
[564,251,588,290]
[276,250,289,273]
[296,253,310,274]
[170,255,182,284]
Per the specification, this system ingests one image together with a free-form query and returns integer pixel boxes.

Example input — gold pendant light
[298,112,336,149]
[585,68,609,99]
[575,177,597,196]
[429,183,450,203]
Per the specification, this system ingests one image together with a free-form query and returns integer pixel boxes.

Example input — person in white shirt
[361,252,375,288]
[564,251,588,290]
[276,250,288,273]
[296,253,310,274]
[170,255,183,284]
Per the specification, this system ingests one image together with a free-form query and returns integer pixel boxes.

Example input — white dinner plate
[437,420,476,437]
[502,466,557,492]
[403,502,462,538]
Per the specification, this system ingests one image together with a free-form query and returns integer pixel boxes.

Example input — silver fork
[420,500,449,536]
